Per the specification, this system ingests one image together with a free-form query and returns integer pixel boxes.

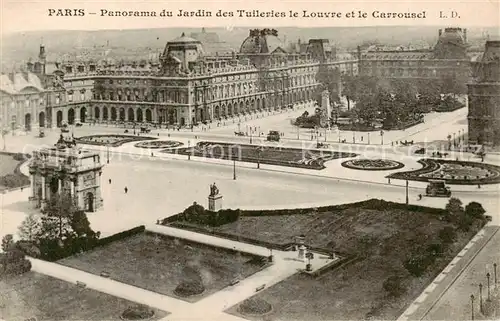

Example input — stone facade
[467,41,500,146]
[28,137,104,212]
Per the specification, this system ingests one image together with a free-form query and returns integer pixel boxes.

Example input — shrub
[238,298,272,316]
[174,280,205,297]
[12,153,28,161]
[465,202,486,219]
[383,276,406,297]
[426,242,445,257]
[438,227,457,244]
[0,247,32,279]
[404,253,435,277]
[0,173,30,189]
[121,304,155,320]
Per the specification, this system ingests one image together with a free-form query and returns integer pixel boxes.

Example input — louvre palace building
[1,27,498,145]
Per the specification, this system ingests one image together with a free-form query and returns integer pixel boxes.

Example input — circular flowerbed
[388,159,500,185]
[76,135,154,147]
[173,280,205,297]
[121,304,155,320]
[134,140,183,149]
[342,159,405,171]
[238,298,273,316]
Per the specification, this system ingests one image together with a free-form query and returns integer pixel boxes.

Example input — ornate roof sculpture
[240,28,286,54]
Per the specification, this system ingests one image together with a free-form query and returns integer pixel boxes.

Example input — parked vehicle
[266,130,280,142]
[140,127,151,133]
[38,130,45,138]
[234,131,245,136]
[316,142,329,149]
[75,123,83,127]
[414,147,426,154]
[425,179,451,197]
[61,128,69,133]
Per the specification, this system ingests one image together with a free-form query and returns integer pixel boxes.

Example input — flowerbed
[134,140,183,149]
[342,159,405,171]
[162,141,357,170]
[76,135,155,147]
[387,159,500,185]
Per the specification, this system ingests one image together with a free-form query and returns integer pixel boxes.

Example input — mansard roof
[0,72,44,95]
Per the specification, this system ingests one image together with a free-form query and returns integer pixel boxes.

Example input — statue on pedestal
[208,183,222,211]
[209,183,219,197]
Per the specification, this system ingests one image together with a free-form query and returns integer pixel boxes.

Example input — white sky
[1,0,499,35]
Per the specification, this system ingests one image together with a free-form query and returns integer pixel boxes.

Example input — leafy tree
[41,192,78,240]
[445,197,464,216]
[465,202,486,219]
[1,234,15,252]
[18,214,42,242]
[315,65,341,106]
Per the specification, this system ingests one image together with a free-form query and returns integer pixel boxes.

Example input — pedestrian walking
[109,179,111,184]
[151,152,154,157]
[478,184,481,189]
[124,187,128,193]
[388,178,391,184]
[418,194,422,200]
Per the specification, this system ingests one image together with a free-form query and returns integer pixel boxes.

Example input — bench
[100,271,110,278]
[255,284,266,292]
[76,281,86,288]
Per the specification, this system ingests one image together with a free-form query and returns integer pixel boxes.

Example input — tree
[445,197,464,216]
[41,192,79,240]
[315,65,342,106]
[465,202,486,219]
[1,234,15,252]
[18,214,42,242]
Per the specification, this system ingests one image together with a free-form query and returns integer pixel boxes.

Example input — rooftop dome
[240,29,286,54]
[168,32,202,44]
[162,32,204,57]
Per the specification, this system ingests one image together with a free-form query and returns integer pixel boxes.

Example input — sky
[1,0,498,35]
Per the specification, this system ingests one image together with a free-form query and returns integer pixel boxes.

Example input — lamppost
[324,127,327,142]
[405,180,409,205]
[479,283,484,314]
[250,130,253,144]
[232,149,236,180]
[487,272,491,301]
[471,294,475,320]
[106,143,110,164]
[297,125,300,140]
[352,131,355,144]
[368,132,370,145]
[188,140,191,161]
[256,146,262,169]
[380,130,384,145]
[453,132,456,146]
[494,263,497,287]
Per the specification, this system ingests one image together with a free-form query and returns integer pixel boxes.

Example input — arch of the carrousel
[67,108,75,125]
[239,101,244,114]
[38,111,45,128]
[24,113,31,131]
[86,192,95,212]
[145,108,152,122]
[137,108,143,122]
[56,110,63,127]
[226,103,232,116]
[251,99,256,111]
[127,108,135,122]
[111,107,117,121]
[119,108,125,121]
[94,106,100,120]
[80,107,87,123]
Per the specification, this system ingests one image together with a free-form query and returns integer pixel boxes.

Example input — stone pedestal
[208,194,223,211]
[298,245,306,262]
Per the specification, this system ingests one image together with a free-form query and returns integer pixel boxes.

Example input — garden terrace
[76,135,156,147]
[162,141,357,170]
[0,152,30,191]
[0,272,168,320]
[342,159,405,171]
[134,140,183,149]
[387,159,500,185]
[58,232,265,302]
[165,199,488,320]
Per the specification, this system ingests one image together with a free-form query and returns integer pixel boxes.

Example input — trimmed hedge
[75,135,156,147]
[0,152,31,190]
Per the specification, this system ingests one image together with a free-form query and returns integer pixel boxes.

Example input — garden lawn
[0,153,29,191]
[58,232,263,302]
[218,203,486,320]
[0,271,168,321]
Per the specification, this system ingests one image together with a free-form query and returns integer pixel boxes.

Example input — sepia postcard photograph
[0,0,499,320]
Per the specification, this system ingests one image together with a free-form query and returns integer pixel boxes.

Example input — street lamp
[494,263,497,287]
[256,146,262,169]
[471,294,475,320]
[479,283,484,314]
[380,130,384,145]
[405,180,409,205]
[368,132,370,145]
[352,131,355,144]
[188,140,191,161]
[487,273,491,301]
[106,143,110,164]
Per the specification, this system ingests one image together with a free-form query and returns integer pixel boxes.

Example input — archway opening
[145,109,152,122]
[24,113,32,131]
[80,107,87,123]
[94,107,100,120]
[127,108,134,122]
[56,111,63,127]
[38,112,45,128]
[137,109,143,123]
[68,109,75,125]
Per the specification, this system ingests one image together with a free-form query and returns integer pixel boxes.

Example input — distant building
[467,40,500,146]
[359,28,474,84]
[29,135,104,212]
